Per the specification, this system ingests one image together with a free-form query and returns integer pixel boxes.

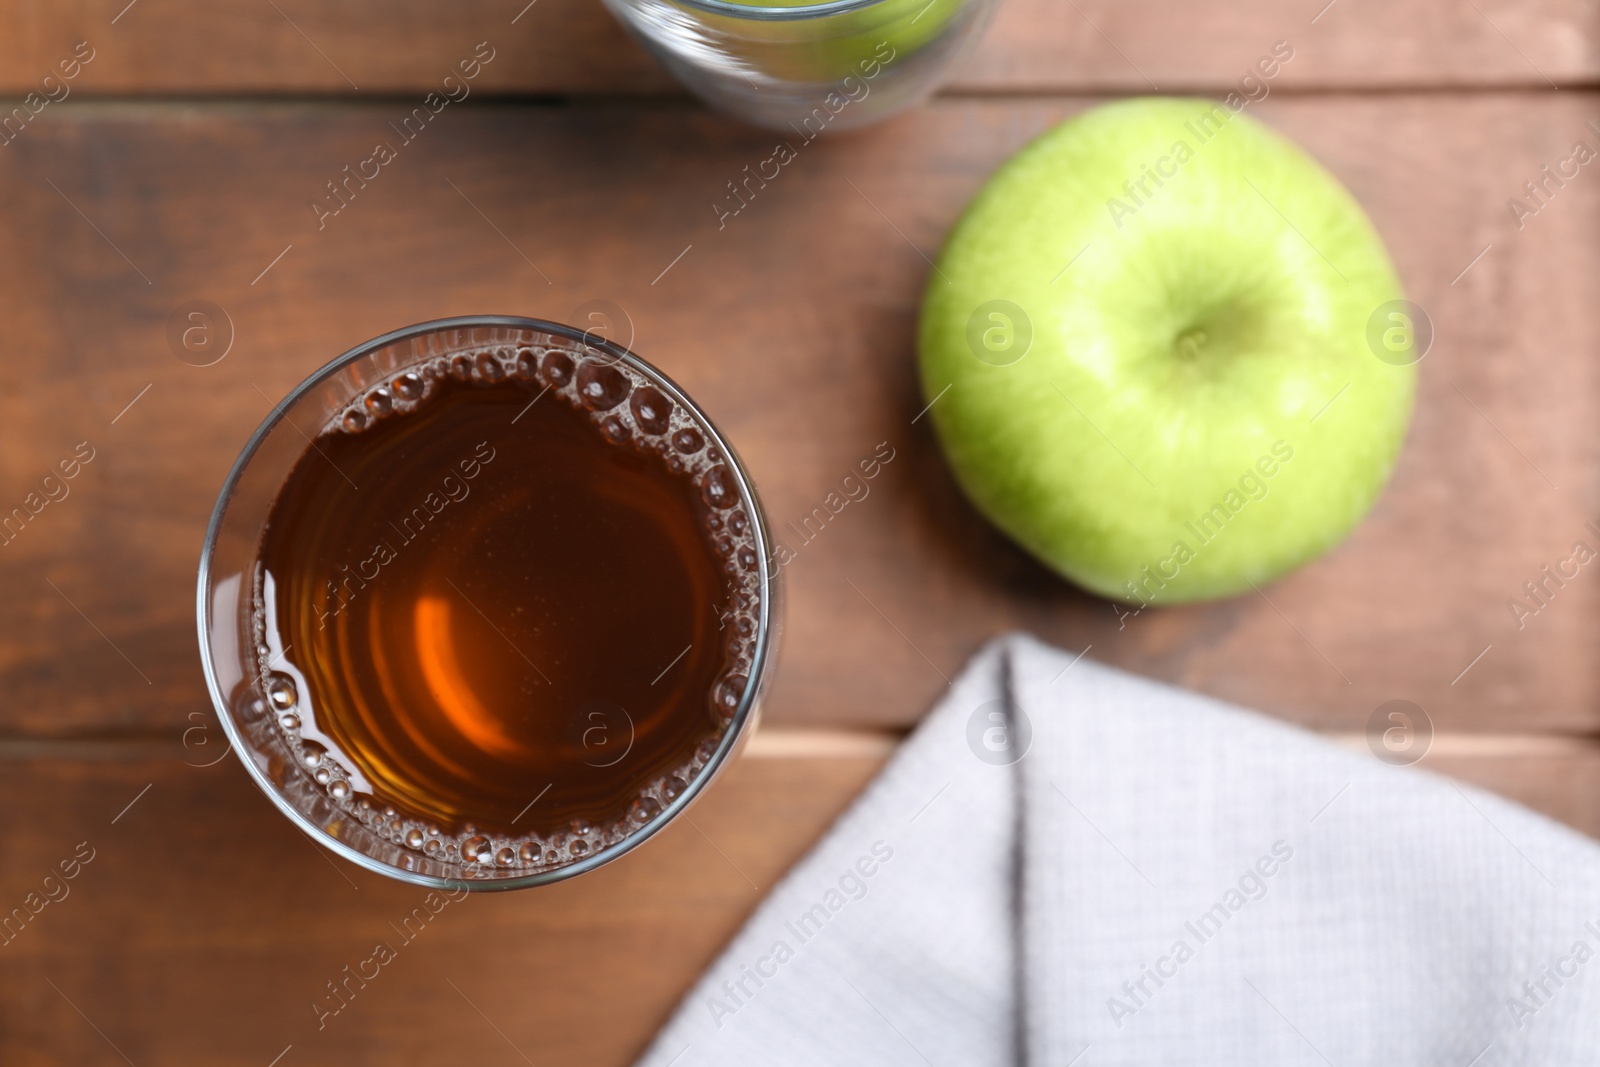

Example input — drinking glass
[601,0,1000,130]
[197,316,778,890]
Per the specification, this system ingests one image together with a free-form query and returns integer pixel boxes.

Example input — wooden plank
[1424,749,1600,842]
[0,742,1595,1066]
[0,750,884,1067]
[968,0,1596,93]
[0,0,1592,98]
[0,0,672,98]
[0,93,1596,737]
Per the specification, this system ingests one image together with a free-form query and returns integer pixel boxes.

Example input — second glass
[601,0,1000,130]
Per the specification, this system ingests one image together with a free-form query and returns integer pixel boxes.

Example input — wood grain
[969,0,1600,93]
[0,741,1596,1066]
[0,749,882,1067]
[0,0,1593,98]
[0,93,1596,737]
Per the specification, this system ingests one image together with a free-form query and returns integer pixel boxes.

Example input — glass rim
[196,314,777,892]
[662,0,892,22]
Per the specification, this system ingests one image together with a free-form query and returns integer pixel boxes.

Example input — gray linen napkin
[634,634,1600,1066]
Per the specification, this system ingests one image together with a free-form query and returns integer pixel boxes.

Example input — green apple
[919,97,1417,604]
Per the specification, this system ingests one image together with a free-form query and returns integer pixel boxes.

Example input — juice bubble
[542,350,575,387]
[576,362,629,411]
[394,372,424,400]
[476,352,506,382]
[713,675,747,718]
[630,386,673,435]
[701,466,737,509]
[630,796,661,823]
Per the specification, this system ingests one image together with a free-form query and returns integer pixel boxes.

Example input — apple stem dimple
[1174,328,1208,361]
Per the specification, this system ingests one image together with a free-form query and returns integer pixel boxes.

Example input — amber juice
[252,345,761,873]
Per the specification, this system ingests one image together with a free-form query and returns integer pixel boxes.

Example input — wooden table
[3,1,1598,1062]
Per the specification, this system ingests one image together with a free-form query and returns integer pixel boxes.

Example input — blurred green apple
[919,97,1418,604]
